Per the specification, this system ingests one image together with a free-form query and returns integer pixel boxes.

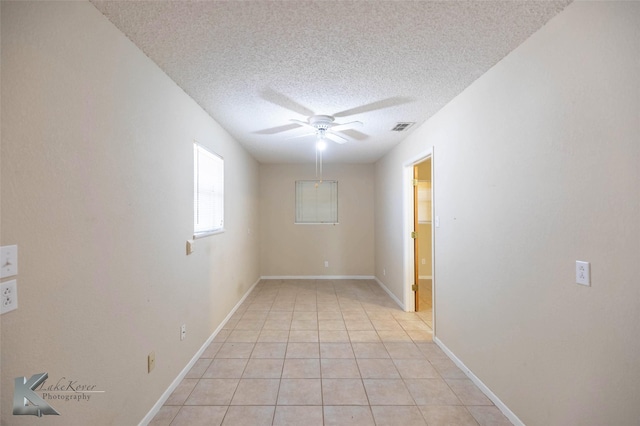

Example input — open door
[413,165,420,311]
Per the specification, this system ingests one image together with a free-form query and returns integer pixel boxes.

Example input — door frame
[413,164,420,311]
[403,148,435,323]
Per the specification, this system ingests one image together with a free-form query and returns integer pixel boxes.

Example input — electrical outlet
[383,268,386,276]
[576,261,590,286]
[148,352,155,373]
[324,261,329,268]
[1,280,18,314]
[180,324,186,341]
[421,258,426,265]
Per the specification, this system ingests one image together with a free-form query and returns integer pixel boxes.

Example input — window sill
[193,228,225,239]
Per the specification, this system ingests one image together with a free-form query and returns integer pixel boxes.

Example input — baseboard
[260,275,375,280]
[433,337,523,426]
[139,276,261,426]
[373,276,405,311]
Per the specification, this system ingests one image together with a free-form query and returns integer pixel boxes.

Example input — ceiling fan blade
[339,128,368,141]
[290,119,318,131]
[286,132,316,141]
[325,132,348,144]
[253,122,302,135]
[259,88,315,117]
[333,96,415,118]
[329,121,362,132]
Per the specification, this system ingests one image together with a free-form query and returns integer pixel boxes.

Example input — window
[295,180,338,224]
[194,143,224,237]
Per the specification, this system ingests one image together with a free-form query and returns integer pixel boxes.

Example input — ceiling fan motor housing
[309,115,335,130]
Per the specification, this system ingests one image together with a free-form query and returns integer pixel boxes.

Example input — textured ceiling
[91,1,571,164]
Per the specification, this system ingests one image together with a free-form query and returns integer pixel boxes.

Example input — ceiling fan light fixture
[316,138,327,151]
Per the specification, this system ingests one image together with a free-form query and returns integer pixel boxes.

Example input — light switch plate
[1,245,18,278]
[576,261,590,286]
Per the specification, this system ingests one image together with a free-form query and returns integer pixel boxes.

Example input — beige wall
[375,2,640,425]
[1,2,260,424]
[260,163,374,277]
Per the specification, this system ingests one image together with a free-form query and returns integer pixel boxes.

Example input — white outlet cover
[1,245,18,278]
[576,261,590,286]
[1,280,18,314]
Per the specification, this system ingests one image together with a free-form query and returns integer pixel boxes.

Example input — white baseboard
[260,275,375,280]
[434,337,523,426]
[139,277,261,426]
[373,277,405,311]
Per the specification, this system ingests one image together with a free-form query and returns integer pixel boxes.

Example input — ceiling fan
[254,89,416,146]
[254,90,415,179]
[288,114,363,145]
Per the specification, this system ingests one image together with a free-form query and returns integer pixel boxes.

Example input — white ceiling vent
[391,122,415,132]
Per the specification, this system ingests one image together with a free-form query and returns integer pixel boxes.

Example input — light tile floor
[149,279,511,426]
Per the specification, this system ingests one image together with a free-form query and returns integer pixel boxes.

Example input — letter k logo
[13,373,60,416]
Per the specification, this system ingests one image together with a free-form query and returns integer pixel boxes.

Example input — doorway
[403,150,435,330]
[413,158,433,317]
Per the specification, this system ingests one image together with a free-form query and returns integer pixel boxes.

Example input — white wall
[375,2,640,425]
[260,163,374,277]
[1,2,259,424]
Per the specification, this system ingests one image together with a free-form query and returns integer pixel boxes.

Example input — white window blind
[194,143,224,237]
[295,180,338,224]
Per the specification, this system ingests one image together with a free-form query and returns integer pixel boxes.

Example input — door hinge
[412,179,419,186]
[411,231,418,239]
[412,284,418,291]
